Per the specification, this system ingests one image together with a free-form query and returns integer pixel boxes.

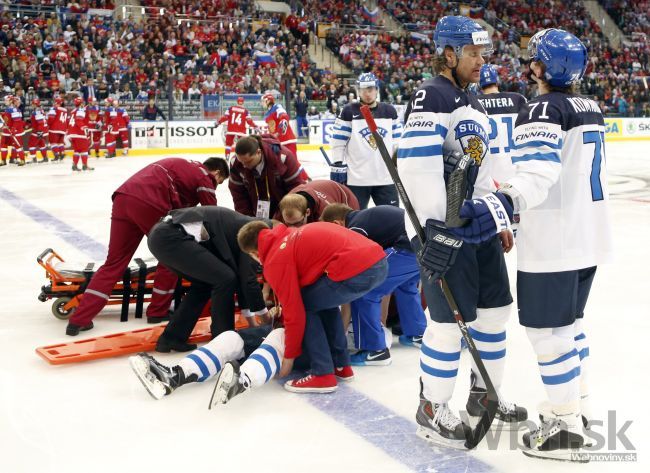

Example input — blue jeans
[299,258,388,375]
[296,116,309,137]
[351,249,426,350]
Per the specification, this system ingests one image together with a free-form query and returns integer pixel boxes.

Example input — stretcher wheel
[52,297,75,320]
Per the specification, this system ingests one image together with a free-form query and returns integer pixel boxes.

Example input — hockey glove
[451,192,513,244]
[414,220,463,281]
[329,161,348,184]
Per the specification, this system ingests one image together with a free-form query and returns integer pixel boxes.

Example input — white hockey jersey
[330,102,402,186]
[398,76,496,240]
[505,93,614,273]
[477,91,527,183]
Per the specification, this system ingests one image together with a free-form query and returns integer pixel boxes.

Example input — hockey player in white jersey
[452,29,614,461]
[477,64,527,183]
[129,323,286,404]
[330,73,403,208]
[398,16,527,449]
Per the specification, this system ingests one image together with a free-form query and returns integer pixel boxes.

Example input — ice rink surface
[0,143,648,473]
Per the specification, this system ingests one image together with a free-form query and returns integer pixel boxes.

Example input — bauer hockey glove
[451,192,513,244]
[414,220,463,281]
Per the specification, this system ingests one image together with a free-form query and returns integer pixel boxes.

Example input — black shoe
[155,336,197,353]
[66,322,94,336]
[82,165,94,171]
[147,315,171,324]
[72,164,80,171]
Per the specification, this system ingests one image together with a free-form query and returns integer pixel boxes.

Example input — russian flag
[256,51,276,66]
[362,6,380,24]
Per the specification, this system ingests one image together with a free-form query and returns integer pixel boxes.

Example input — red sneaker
[334,366,355,381]
[284,374,337,393]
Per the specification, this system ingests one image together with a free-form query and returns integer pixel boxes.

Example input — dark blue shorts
[416,235,512,324]
[517,266,597,328]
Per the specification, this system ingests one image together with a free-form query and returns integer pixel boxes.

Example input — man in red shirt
[275,179,359,226]
[237,221,388,392]
[66,157,229,336]
[27,98,49,163]
[228,135,307,218]
[67,96,92,171]
[47,95,68,161]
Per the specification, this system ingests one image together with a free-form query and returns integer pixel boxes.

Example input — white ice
[0,144,647,473]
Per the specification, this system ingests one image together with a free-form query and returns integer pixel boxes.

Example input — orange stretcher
[36,311,263,365]
[37,248,191,322]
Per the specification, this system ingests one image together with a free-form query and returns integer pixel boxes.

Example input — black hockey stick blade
[319,146,332,166]
[445,154,474,228]
[360,105,499,449]
[440,279,498,449]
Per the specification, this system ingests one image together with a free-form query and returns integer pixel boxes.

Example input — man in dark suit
[80,77,97,102]
[148,206,270,352]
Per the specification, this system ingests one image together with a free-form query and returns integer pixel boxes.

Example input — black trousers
[147,222,238,342]
[346,184,398,209]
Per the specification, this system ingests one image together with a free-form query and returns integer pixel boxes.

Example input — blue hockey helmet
[528,28,587,87]
[433,16,493,57]
[357,72,378,89]
[479,64,499,88]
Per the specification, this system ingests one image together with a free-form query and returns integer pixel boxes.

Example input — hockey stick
[319,146,332,166]
[359,105,498,449]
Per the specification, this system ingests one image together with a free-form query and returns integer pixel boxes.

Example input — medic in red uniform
[66,157,228,336]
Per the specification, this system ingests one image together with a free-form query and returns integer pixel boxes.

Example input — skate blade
[416,426,468,450]
[208,363,235,409]
[129,356,166,400]
[468,414,525,432]
[522,447,590,463]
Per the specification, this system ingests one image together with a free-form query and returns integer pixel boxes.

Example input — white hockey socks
[527,325,580,410]
[241,328,285,388]
[178,331,245,382]
[419,322,461,404]
[468,305,510,389]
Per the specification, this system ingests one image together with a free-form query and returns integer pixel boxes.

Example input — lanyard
[254,172,270,201]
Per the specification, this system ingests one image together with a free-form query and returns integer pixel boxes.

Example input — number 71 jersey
[506,92,614,273]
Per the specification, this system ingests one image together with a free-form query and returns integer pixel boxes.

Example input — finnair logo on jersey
[360,127,388,150]
[455,120,488,165]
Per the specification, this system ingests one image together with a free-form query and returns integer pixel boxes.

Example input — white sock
[241,328,285,388]
[420,322,461,404]
[177,331,245,382]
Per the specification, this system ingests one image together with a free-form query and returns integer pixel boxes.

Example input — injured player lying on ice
[129,310,355,404]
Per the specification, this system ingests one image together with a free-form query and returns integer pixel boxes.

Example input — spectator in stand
[307,105,321,121]
[294,90,309,138]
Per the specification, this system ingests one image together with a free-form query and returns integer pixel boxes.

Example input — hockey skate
[466,371,527,431]
[416,398,472,449]
[129,352,196,400]
[82,165,94,171]
[208,360,249,408]
[522,413,590,463]
[0,161,6,167]
[72,164,81,171]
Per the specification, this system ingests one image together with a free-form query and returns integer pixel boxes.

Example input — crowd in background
[1,0,648,118]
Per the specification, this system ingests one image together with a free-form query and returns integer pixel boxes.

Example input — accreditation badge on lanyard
[255,174,271,219]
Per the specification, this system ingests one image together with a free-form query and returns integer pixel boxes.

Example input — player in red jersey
[4,96,27,166]
[0,95,14,166]
[47,96,69,162]
[114,98,130,155]
[86,98,103,158]
[261,94,309,180]
[261,93,297,157]
[27,98,50,163]
[216,96,258,158]
[67,96,93,171]
[103,97,120,159]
